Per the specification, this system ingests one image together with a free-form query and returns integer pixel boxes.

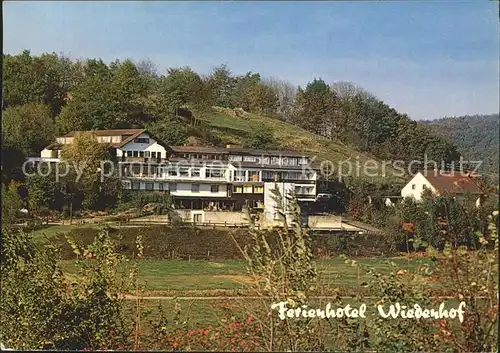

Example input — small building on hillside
[401,170,484,206]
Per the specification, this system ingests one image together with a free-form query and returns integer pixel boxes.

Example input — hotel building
[30,129,319,219]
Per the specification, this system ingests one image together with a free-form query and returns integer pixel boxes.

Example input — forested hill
[2,50,464,186]
[421,115,499,175]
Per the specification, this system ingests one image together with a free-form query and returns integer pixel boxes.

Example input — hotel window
[233,185,243,193]
[145,182,154,191]
[133,151,139,157]
[132,182,141,190]
[262,171,274,180]
[234,170,245,181]
[229,155,242,162]
[170,183,177,192]
[412,184,416,190]
[422,184,427,189]
[206,169,223,178]
[134,138,149,144]
[131,165,143,175]
[159,183,164,191]
[168,168,178,176]
[271,157,280,165]
[243,156,257,162]
[248,171,259,181]
[179,167,189,177]
[139,151,145,157]
[151,152,157,158]
[157,152,161,159]
[127,151,133,157]
[211,185,219,193]
[243,185,253,193]
[289,172,301,180]
[254,185,264,194]
[191,184,200,193]
[192,168,201,177]
[286,158,298,166]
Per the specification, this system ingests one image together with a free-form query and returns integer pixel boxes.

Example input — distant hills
[421,114,499,176]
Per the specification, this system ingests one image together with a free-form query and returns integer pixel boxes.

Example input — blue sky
[3,1,499,120]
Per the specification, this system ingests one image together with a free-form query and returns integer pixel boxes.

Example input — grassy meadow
[58,257,434,296]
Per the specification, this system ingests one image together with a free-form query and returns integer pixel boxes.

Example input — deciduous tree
[1,182,23,225]
[2,103,55,156]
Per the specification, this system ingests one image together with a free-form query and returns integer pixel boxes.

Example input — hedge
[49,226,393,260]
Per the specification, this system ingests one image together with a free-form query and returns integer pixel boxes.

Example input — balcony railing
[296,194,316,201]
[120,156,166,163]
[122,173,227,182]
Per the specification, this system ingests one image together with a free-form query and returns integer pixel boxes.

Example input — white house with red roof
[401,170,484,206]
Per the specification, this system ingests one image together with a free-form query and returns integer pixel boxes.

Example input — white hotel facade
[32,129,319,218]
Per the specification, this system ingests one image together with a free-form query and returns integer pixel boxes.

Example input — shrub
[23,218,44,231]
[0,226,136,350]
[132,192,173,215]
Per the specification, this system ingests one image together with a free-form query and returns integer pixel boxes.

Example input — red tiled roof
[228,148,303,157]
[421,171,483,195]
[117,130,147,147]
[59,129,173,149]
[63,129,144,138]
[170,146,229,154]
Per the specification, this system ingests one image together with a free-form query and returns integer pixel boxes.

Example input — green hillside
[3,51,449,189]
[198,107,405,184]
[422,114,499,176]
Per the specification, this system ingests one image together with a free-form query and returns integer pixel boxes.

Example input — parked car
[316,193,333,201]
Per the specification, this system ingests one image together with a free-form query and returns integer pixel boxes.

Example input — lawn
[29,223,102,240]
[58,257,431,295]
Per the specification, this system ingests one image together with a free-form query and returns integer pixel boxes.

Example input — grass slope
[201,107,405,184]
